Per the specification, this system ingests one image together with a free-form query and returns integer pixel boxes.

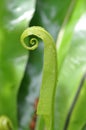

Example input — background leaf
[55,0,86,130]
[0,0,36,129]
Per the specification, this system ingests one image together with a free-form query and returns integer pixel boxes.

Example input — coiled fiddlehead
[0,116,13,130]
[20,26,57,130]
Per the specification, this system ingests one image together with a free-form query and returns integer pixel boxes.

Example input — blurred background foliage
[0,0,86,130]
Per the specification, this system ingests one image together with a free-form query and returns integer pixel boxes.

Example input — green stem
[20,26,57,130]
